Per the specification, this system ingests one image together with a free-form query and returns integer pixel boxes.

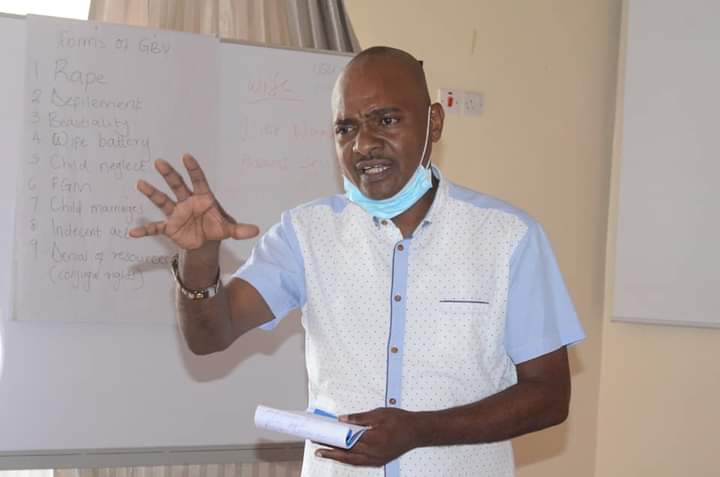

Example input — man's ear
[430,102,445,143]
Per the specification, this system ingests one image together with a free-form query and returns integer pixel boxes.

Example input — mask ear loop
[419,104,432,171]
[419,105,433,170]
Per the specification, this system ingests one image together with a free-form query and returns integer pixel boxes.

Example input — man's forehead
[333,59,424,114]
[342,56,418,87]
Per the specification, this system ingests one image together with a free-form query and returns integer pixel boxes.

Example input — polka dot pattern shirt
[235,168,585,477]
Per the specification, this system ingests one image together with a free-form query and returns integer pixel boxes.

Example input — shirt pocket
[433,298,491,357]
[438,298,491,315]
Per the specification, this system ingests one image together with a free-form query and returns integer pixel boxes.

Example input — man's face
[332,59,436,200]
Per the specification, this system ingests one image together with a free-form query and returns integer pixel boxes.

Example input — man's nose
[352,124,382,157]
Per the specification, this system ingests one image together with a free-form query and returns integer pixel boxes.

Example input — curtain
[88,0,360,52]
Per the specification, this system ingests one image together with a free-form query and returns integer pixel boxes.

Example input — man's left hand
[315,407,422,467]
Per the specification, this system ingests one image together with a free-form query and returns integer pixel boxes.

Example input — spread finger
[156,158,192,201]
[183,153,212,195]
[137,180,176,216]
[129,221,167,238]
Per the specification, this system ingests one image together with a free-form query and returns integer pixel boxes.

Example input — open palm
[129,154,259,249]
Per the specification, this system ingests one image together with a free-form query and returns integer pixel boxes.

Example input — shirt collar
[419,165,447,227]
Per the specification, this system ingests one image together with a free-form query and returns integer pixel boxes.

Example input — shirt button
[397,244,404,251]
[390,346,399,353]
[394,294,402,302]
[389,398,397,405]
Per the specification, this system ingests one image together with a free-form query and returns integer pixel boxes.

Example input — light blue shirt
[235,169,585,477]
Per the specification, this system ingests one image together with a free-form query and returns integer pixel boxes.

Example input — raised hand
[129,154,259,250]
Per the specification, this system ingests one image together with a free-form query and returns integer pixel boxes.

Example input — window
[0,470,52,477]
[0,0,89,20]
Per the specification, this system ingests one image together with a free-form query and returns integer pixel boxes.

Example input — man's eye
[381,117,399,126]
[335,125,352,135]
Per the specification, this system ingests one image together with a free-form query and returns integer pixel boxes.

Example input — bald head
[332,46,431,112]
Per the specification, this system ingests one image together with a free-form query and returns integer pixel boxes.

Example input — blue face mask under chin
[343,106,434,220]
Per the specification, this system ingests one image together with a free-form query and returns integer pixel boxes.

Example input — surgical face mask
[343,106,433,219]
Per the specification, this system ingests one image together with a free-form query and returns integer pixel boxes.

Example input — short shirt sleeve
[233,211,306,330]
[505,221,585,364]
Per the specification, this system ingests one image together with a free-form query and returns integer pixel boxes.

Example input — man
[130,47,585,477]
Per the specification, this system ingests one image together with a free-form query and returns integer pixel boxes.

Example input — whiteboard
[613,0,720,328]
[0,14,350,466]
[15,15,219,324]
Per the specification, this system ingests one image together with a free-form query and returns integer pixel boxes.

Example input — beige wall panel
[345,1,622,476]
[596,2,720,475]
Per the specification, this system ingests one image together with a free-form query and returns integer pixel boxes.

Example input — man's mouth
[361,165,390,175]
[356,159,392,180]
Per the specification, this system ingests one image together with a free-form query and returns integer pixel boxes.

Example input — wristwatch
[170,253,221,300]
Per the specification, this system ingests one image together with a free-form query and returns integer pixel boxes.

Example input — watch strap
[170,253,221,300]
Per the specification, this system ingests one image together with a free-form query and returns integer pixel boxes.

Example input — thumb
[229,222,260,240]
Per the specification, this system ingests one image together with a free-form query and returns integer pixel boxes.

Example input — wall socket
[437,88,461,115]
[462,90,484,116]
[437,88,484,117]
